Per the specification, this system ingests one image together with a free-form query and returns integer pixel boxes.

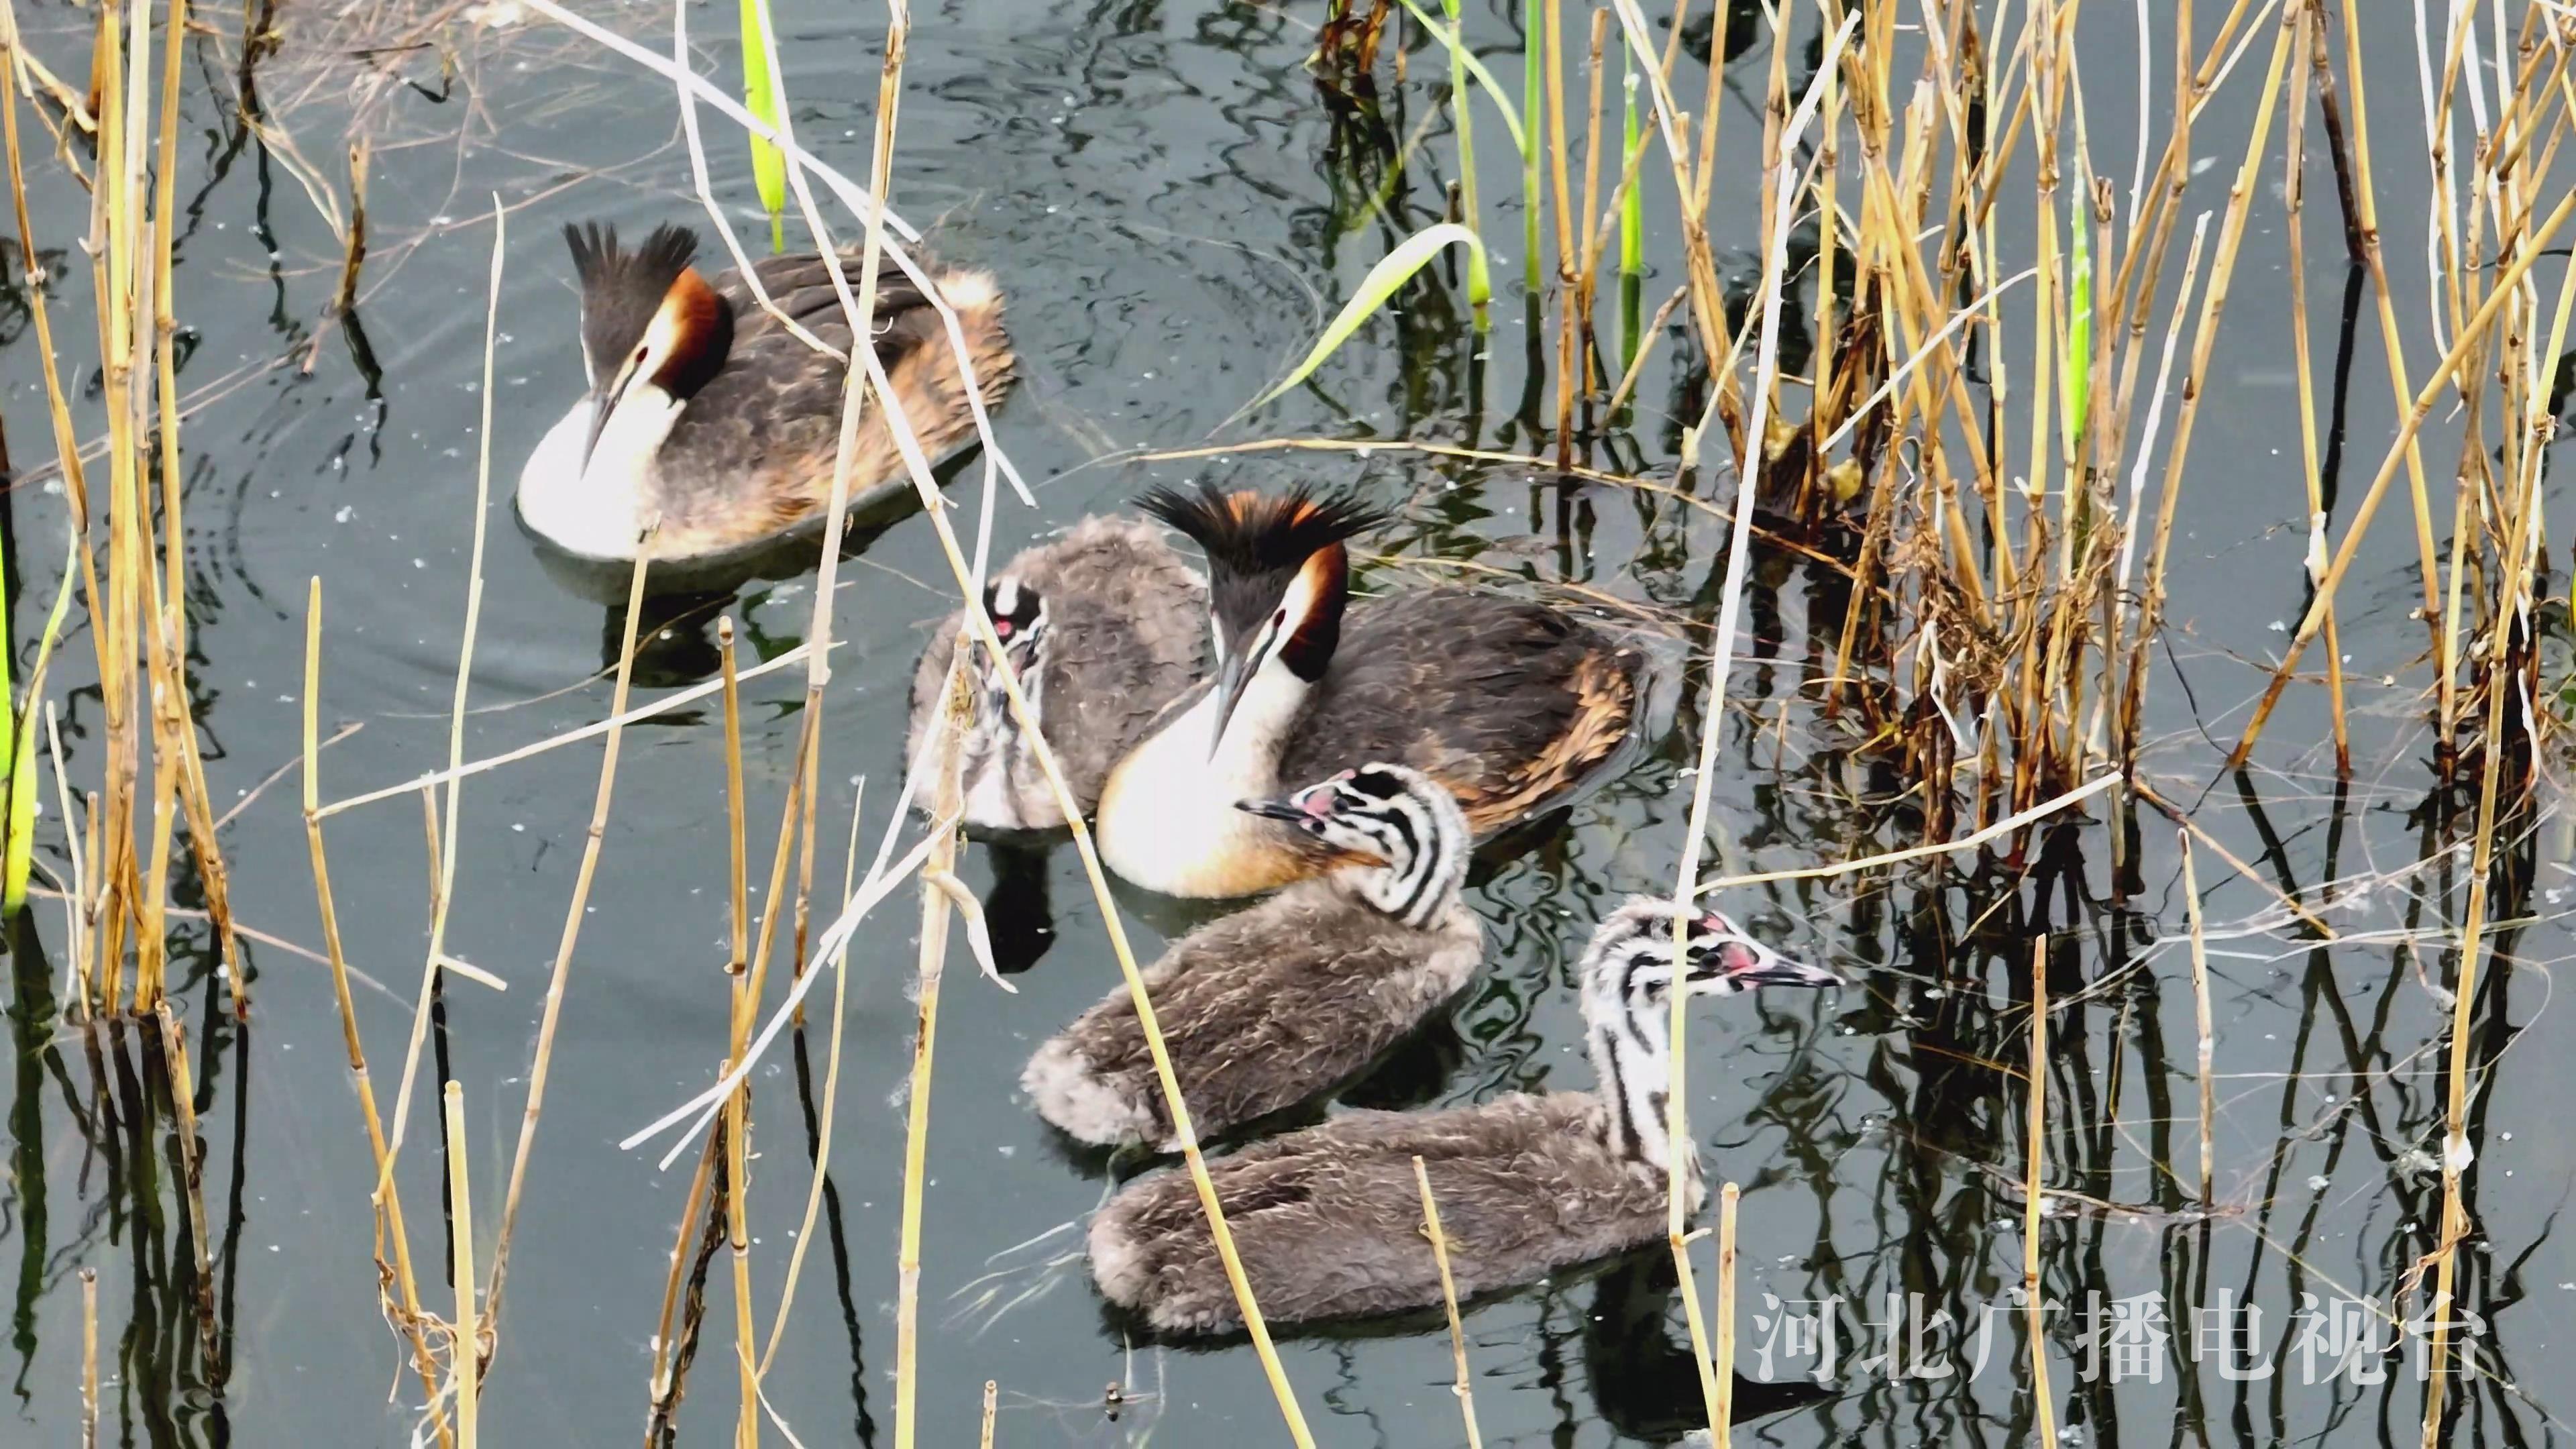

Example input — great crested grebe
[1086,898,1837,1334]
[906,517,1208,832]
[1093,484,1640,898]
[1024,763,1480,1150]
[517,222,1013,566]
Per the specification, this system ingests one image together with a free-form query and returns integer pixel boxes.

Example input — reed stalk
[2279,0,2347,775]
[1521,0,1541,294]
[445,1081,480,1449]
[755,792,863,1379]
[2024,936,2053,1446]
[79,1267,96,1449]
[1438,0,1487,330]
[479,542,656,1348]
[894,641,968,1449]
[1661,29,1851,1436]
[1413,1157,1482,1449]
[714,617,759,1449]
[2178,833,2214,1204]
[152,1002,220,1377]
[1711,1181,1737,1449]
[301,580,454,1449]
[980,1381,998,1448]
[2415,159,2576,1442]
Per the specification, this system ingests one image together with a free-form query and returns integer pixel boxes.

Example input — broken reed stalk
[152,1002,220,1378]
[754,790,864,1380]
[979,1381,997,1448]
[895,643,971,1449]
[301,580,455,1449]
[1412,1157,1482,1449]
[2178,832,2214,1205]
[379,194,507,1206]
[79,1267,96,1449]
[445,1081,479,1449]
[2024,936,2053,1444]
[1711,1181,1739,1447]
[478,540,656,1350]
[722,1054,757,1449]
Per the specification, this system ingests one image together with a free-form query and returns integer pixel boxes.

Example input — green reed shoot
[1254,221,1491,404]
[741,0,788,250]
[1617,42,1642,370]
[1522,0,1542,294]
[1,527,74,919]
[1442,0,1489,330]
[2061,189,2092,460]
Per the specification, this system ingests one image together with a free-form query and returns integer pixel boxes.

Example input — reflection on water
[0,0,2569,1444]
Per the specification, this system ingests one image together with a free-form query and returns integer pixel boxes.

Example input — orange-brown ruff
[519,223,1015,562]
[1093,483,1641,898]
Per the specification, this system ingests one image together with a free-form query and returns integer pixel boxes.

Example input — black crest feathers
[564,221,703,377]
[1133,481,1388,579]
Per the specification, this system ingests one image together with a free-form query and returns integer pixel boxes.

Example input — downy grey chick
[1086,898,1837,1334]
[1024,763,1479,1150]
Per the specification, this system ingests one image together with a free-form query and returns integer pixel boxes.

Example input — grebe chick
[1086,898,1836,1334]
[1095,482,1640,899]
[517,222,1013,567]
[1023,763,1479,1150]
[906,517,1208,831]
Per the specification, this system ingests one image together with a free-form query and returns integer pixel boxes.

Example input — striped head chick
[979,574,1050,724]
[1577,899,1839,1175]
[1235,763,1470,930]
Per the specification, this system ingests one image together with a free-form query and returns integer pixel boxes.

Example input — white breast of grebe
[515,391,673,561]
[1096,663,1306,896]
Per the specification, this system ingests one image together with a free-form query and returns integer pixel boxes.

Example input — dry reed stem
[478,539,657,1348]
[647,1130,722,1415]
[2415,151,2575,1440]
[152,1002,220,1377]
[714,618,759,1449]
[896,643,970,1449]
[755,788,865,1378]
[79,1267,95,1449]
[301,579,455,1449]
[1712,1181,1737,1448]
[2024,936,2054,1444]
[1412,1157,1482,1449]
[1659,25,1854,1435]
[722,1059,757,1449]
[979,1381,997,1448]
[2178,831,2215,1204]
[317,642,815,819]
[1695,774,2116,898]
[444,1081,479,1449]
[2279,0,2347,775]
[2131,784,2334,937]
[378,195,512,1205]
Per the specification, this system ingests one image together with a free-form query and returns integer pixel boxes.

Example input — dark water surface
[1,0,2570,1444]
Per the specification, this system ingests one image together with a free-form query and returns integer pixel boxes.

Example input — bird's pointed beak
[1234,794,1309,823]
[1235,775,1335,825]
[578,385,616,473]
[1208,651,1253,758]
[1693,919,1840,991]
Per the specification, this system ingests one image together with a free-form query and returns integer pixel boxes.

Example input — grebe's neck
[1581,941,1688,1177]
